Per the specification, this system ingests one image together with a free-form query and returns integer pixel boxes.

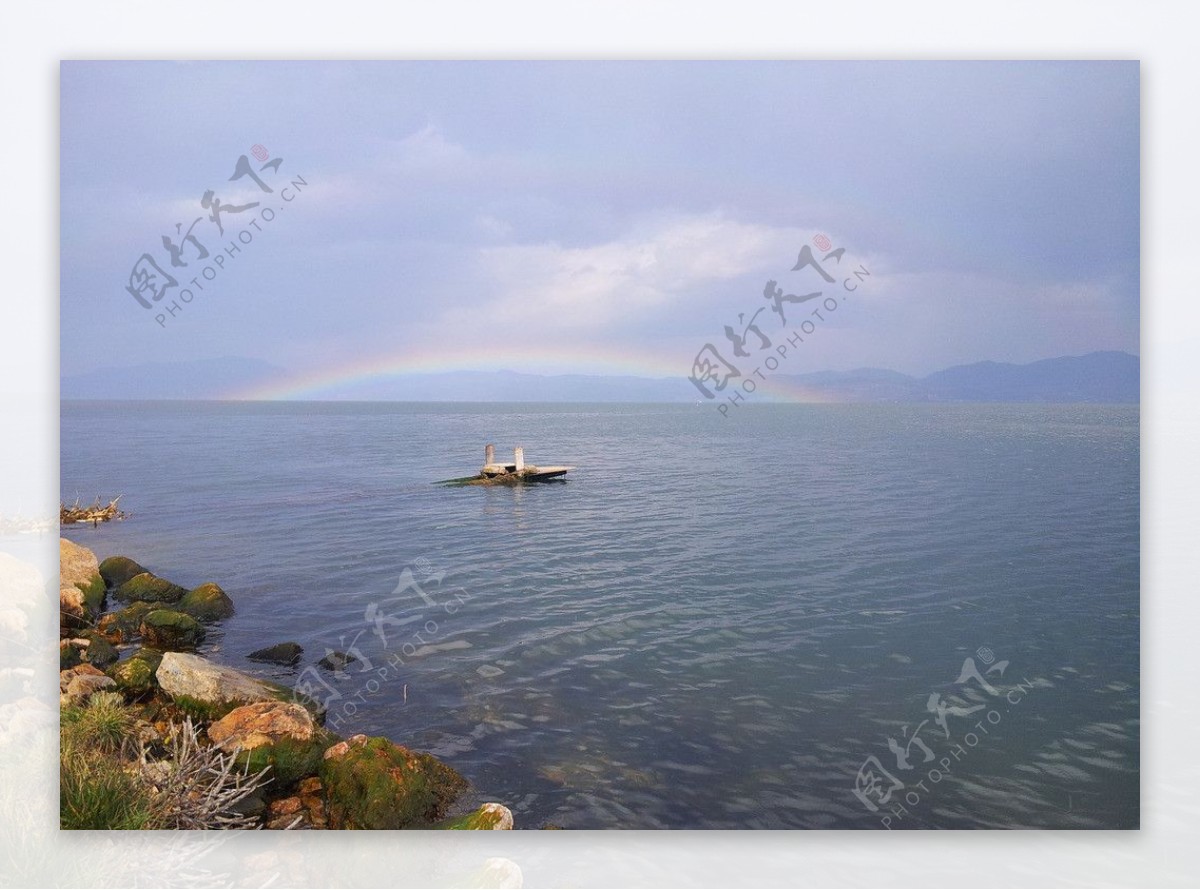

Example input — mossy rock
[60,640,84,671]
[80,631,119,669]
[177,582,234,622]
[170,693,237,722]
[319,736,468,829]
[79,574,107,621]
[98,556,147,589]
[96,601,156,644]
[140,610,205,651]
[107,648,164,698]
[434,803,514,830]
[114,572,187,605]
[236,727,339,790]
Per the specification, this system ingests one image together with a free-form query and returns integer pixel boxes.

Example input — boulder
[208,701,315,753]
[177,582,235,622]
[60,587,85,632]
[60,663,105,693]
[98,555,147,589]
[60,638,85,670]
[79,631,119,669]
[63,672,116,706]
[248,642,303,666]
[60,539,106,629]
[296,777,327,829]
[107,648,164,698]
[319,735,468,829]
[60,538,101,590]
[155,652,319,721]
[322,734,368,761]
[207,700,327,787]
[113,572,187,605]
[435,802,514,830]
[140,609,205,651]
[96,601,156,644]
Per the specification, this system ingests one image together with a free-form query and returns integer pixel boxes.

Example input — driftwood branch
[60,496,127,526]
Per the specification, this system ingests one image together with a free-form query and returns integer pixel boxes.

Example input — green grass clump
[170,694,235,723]
[70,691,136,754]
[60,695,271,830]
[60,696,154,830]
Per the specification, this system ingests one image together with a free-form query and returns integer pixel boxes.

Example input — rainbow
[222,345,841,403]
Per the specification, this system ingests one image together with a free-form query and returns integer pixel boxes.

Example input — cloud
[446,213,810,333]
[382,125,475,176]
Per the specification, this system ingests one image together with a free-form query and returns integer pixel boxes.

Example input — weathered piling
[436,445,574,486]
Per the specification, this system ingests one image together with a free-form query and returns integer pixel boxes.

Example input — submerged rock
[317,651,357,672]
[113,572,187,605]
[97,601,156,644]
[98,555,148,589]
[155,651,320,722]
[140,609,205,651]
[435,802,514,830]
[107,648,164,698]
[319,735,468,829]
[177,582,235,622]
[248,642,303,666]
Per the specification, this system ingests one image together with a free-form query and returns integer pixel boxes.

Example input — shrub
[141,718,271,829]
[60,697,273,830]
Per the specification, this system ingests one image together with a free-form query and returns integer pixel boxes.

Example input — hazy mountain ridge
[62,351,1139,403]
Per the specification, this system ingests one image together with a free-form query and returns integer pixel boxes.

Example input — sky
[60,61,1139,393]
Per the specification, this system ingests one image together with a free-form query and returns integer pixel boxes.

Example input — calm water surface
[60,401,1139,829]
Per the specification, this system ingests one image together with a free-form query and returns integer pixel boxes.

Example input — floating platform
[437,445,574,486]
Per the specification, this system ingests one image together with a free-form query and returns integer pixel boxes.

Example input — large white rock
[156,652,286,709]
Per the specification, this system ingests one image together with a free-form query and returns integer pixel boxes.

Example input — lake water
[60,401,1139,829]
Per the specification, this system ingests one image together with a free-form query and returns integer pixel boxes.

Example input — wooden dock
[437,445,574,486]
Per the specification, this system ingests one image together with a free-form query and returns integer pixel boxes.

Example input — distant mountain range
[775,351,1140,404]
[61,351,1139,404]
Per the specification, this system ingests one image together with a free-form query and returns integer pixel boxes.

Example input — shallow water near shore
[61,400,1139,829]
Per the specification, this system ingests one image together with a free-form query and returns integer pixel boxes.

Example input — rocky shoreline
[59,538,513,830]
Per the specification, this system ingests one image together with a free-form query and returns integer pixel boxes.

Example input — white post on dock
[485,443,495,468]
[514,446,525,473]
